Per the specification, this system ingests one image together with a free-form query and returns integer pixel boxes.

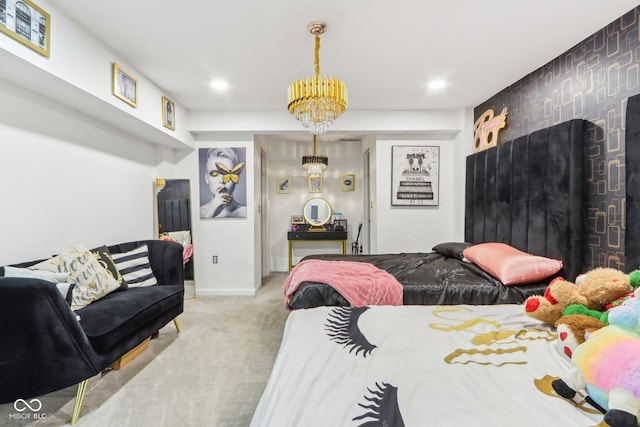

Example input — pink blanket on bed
[284,259,403,310]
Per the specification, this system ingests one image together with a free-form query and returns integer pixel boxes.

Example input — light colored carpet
[0,273,289,427]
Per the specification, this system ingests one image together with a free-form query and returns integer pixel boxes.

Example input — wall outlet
[212,255,218,264]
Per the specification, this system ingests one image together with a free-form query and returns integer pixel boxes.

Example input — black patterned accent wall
[474,6,640,273]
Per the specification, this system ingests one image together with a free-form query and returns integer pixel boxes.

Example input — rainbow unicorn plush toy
[551,323,640,427]
[607,288,640,331]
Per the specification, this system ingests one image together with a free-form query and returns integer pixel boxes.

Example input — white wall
[0,80,157,264]
[0,0,192,149]
[374,139,456,253]
[173,141,258,296]
[370,109,470,253]
[0,87,260,296]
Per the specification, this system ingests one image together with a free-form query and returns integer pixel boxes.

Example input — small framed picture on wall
[112,63,138,108]
[0,0,50,57]
[308,176,322,193]
[162,96,175,130]
[341,174,355,192]
[277,176,292,194]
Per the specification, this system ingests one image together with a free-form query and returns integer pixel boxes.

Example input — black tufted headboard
[464,119,586,281]
[625,95,640,272]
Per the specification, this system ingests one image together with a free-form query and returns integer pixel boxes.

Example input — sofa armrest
[0,277,99,403]
[108,240,185,287]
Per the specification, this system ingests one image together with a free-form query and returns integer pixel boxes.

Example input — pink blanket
[284,259,403,310]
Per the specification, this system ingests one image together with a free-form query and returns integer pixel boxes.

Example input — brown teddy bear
[524,267,636,325]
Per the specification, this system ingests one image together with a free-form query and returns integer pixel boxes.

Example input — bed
[251,304,605,426]
[287,119,586,309]
[255,110,640,427]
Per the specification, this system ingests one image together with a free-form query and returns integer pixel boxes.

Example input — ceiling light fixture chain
[311,23,322,76]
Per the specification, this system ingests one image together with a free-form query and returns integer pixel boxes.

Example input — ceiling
[51,1,638,115]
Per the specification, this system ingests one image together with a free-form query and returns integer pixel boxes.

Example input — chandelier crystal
[288,22,347,135]
[302,135,328,176]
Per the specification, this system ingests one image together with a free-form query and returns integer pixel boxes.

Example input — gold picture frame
[308,176,322,193]
[341,174,355,192]
[161,96,175,130]
[277,176,291,194]
[111,63,138,108]
[0,0,50,57]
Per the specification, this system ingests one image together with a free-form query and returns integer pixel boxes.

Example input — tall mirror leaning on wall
[155,178,195,299]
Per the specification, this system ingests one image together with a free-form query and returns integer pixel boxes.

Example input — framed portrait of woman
[198,147,247,218]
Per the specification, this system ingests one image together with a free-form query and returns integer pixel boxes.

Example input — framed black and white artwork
[308,176,322,193]
[391,145,439,206]
[277,176,291,194]
[162,96,175,130]
[0,0,50,57]
[341,174,355,192]
[112,63,138,108]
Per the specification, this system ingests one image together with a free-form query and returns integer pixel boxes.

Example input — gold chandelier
[288,22,348,135]
[302,134,328,176]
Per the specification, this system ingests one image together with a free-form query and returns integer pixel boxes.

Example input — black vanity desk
[287,230,348,271]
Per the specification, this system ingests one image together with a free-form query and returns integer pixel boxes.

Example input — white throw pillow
[3,266,74,303]
[4,265,69,282]
[31,243,120,310]
[166,230,191,246]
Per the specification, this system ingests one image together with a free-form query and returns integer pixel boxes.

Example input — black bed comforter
[288,252,549,309]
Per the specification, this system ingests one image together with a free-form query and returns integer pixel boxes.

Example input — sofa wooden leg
[71,379,88,425]
[173,317,181,333]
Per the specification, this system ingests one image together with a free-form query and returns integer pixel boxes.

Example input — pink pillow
[462,242,563,285]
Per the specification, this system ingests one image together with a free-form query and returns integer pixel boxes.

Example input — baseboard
[196,288,257,297]
[184,280,196,299]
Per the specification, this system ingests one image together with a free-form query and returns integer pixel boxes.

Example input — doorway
[363,149,371,254]
[260,148,269,278]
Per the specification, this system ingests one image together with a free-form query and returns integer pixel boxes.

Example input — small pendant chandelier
[287,22,348,135]
[302,134,328,176]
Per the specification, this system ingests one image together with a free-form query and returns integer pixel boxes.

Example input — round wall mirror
[303,198,332,229]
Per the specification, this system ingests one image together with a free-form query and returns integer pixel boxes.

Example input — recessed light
[428,80,446,90]
[210,80,229,91]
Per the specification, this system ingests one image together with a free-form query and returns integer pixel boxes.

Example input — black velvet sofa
[0,239,185,424]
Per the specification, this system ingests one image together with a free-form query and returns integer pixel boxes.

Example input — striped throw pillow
[111,244,157,287]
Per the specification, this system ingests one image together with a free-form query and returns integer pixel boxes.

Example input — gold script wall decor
[473,107,508,152]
